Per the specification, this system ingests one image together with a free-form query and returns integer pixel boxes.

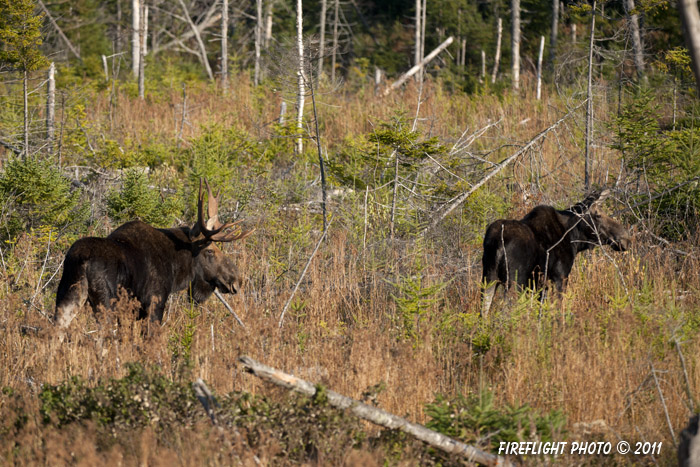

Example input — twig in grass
[650,360,678,447]
[278,220,332,330]
[674,338,696,412]
[193,378,219,425]
[214,289,247,331]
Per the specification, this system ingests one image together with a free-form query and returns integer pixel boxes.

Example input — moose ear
[189,223,201,241]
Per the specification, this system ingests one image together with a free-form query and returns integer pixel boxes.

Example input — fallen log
[239,355,513,467]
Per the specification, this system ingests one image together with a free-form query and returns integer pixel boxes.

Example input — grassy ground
[0,74,697,465]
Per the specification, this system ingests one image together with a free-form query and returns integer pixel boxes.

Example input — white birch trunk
[572,23,577,43]
[295,0,305,154]
[264,0,274,49]
[138,4,147,99]
[679,0,700,93]
[536,35,545,100]
[624,0,644,79]
[584,0,596,190]
[491,17,502,83]
[254,0,262,86]
[132,0,140,77]
[331,0,339,82]
[550,0,559,68]
[415,0,422,67]
[221,0,229,91]
[420,0,427,63]
[23,69,28,159]
[511,0,521,92]
[47,62,55,149]
[318,0,327,76]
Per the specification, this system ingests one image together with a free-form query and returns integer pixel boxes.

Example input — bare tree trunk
[572,23,577,43]
[178,0,214,81]
[318,0,327,76]
[221,0,229,91]
[536,35,545,100]
[461,39,466,67]
[390,151,398,241]
[295,0,305,154]
[23,69,28,159]
[116,0,122,53]
[624,0,645,80]
[331,0,339,82]
[47,62,55,151]
[584,0,596,191]
[480,49,486,82]
[138,3,147,100]
[550,0,559,69]
[511,0,521,92]
[264,0,274,49]
[308,76,328,232]
[420,0,427,65]
[491,17,502,83]
[678,0,700,100]
[254,0,262,86]
[415,0,422,68]
[132,0,140,77]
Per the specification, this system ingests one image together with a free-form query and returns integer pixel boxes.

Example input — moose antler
[194,178,255,242]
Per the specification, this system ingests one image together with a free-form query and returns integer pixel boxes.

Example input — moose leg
[54,276,88,328]
[481,281,498,318]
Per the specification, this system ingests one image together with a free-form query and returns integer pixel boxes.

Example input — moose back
[54,180,253,327]
[481,190,630,317]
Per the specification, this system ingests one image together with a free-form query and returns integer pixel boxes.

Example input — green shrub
[0,157,87,239]
[105,169,183,227]
[39,363,197,429]
[425,389,566,452]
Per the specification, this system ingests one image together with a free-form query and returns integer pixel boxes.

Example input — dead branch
[239,355,514,467]
[383,37,454,96]
[152,13,222,55]
[423,100,586,234]
[38,0,82,61]
[213,288,247,331]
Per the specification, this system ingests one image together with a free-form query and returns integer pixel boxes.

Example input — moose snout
[610,235,631,252]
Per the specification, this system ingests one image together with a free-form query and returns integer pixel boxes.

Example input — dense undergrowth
[0,69,699,465]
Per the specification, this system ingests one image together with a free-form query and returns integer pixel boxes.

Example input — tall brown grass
[0,73,696,465]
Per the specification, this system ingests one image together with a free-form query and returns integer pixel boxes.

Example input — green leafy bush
[106,169,183,227]
[0,157,87,239]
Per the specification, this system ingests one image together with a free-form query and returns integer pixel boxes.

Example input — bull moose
[481,190,630,317]
[53,179,254,327]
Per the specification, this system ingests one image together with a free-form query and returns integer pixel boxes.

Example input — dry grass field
[0,75,697,465]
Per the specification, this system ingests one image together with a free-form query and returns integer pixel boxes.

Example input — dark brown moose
[481,190,630,317]
[54,179,254,328]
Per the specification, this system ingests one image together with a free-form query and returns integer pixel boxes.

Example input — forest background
[0,0,699,464]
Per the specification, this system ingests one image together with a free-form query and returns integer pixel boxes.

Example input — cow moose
[53,179,254,328]
[481,190,630,317]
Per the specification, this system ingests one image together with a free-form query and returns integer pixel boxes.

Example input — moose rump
[54,180,253,328]
[480,190,630,317]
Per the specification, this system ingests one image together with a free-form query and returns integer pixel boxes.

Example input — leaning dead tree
[239,356,513,467]
[178,0,214,81]
[383,36,454,96]
[424,101,586,233]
